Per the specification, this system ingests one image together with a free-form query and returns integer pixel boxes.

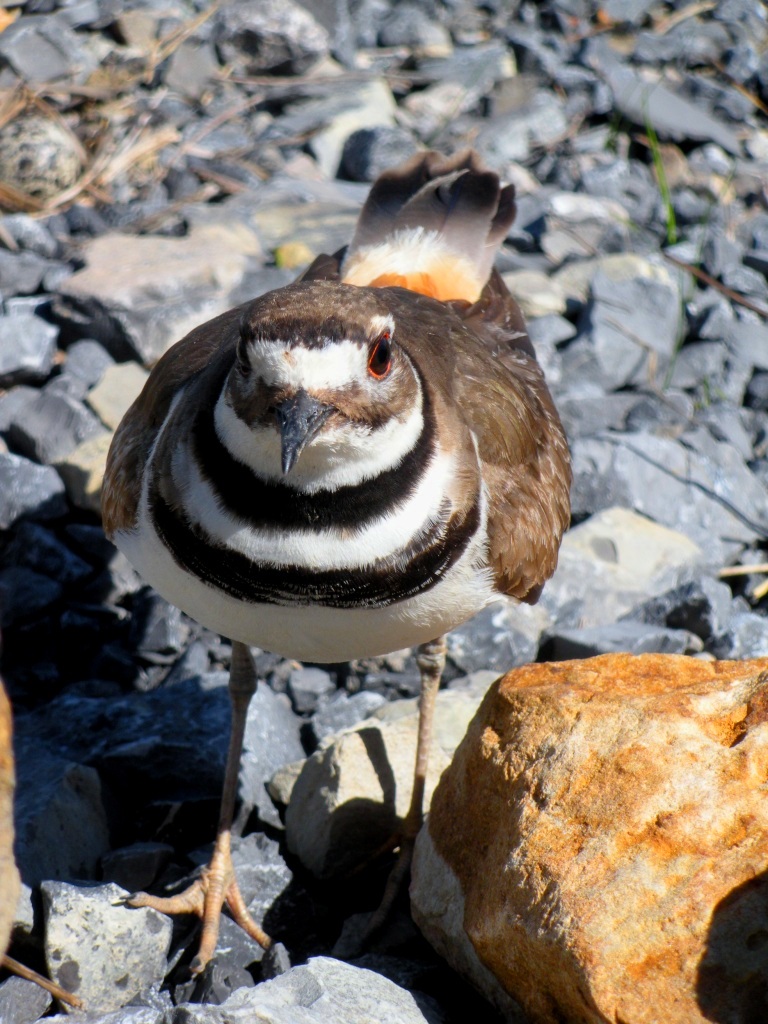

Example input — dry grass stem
[1,955,85,1010]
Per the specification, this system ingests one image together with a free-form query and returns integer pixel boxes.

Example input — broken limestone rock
[42,881,172,1014]
[285,674,496,878]
[57,224,261,365]
[541,505,703,628]
[411,654,768,1024]
[206,956,438,1024]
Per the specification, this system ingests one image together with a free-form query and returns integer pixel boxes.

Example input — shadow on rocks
[697,870,768,1023]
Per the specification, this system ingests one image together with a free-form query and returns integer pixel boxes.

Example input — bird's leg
[128,641,271,974]
[364,634,446,939]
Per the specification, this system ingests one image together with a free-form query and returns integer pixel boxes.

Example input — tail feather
[341,150,516,303]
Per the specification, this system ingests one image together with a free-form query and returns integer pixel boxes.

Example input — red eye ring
[368,332,392,379]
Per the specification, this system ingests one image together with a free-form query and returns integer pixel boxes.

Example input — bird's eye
[368,333,392,379]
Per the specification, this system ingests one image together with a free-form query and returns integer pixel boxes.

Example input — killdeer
[102,150,571,971]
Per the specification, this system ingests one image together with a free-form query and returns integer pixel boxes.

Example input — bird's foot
[127,833,271,975]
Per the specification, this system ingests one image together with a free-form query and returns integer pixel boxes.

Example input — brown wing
[453,274,572,602]
[102,303,248,536]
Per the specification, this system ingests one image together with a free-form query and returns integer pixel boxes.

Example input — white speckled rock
[42,881,172,1013]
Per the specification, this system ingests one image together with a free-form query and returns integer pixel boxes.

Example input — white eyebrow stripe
[246,339,367,390]
[368,314,395,337]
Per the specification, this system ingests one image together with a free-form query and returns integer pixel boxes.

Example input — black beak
[275,389,333,474]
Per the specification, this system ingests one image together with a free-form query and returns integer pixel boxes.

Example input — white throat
[214,382,424,494]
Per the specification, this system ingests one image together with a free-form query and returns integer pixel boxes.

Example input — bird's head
[221,283,424,489]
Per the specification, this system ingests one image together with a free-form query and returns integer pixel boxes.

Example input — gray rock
[226,266,297,308]
[557,392,640,440]
[9,389,106,464]
[696,404,754,461]
[580,158,657,226]
[100,843,175,894]
[42,881,172,1014]
[477,91,568,166]
[43,1010,160,1024]
[586,37,741,154]
[446,600,550,676]
[341,127,422,183]
[0,566,62,628]
[171,835,290,1003]
[239,680,306,829]
[311,689,387,745]
[0,214,60,258]
[129,591,190,665]
[181,833,292,974]
[0,976,52,1024]
[64,522,117,567]
[416,41,513,101]
[199,956,439,1023]
[331,907,422,961]
[5,521,92,586]
[173,959,255,1009]
[62,338,115,389]
[14,676,231,803]
[261,942,292,980]
[165,41,219,98]
[725,318,768,372]
[0,249,51,295]
[213,0,329,76]
[600,0,655,25]
[0,452,68,528]
[0,13,96,83]
[294,0,356,65]
[0,314,58,387]
[585,259,683,390]
[744,249,768,278]
[12,882,37,945]
[634,20,729,66]
[0,385,36,435]
[667,341,727,391]
[378,4,451,49]
[747,370,768,411]
[624,576,736,643]
[20,672,296,830]
[286,679,493,879]
[287,666,335,715]
[713,612,768,660]
[402,44,514,138]
[624,390,694,434]
[57,225,261,366]
[541,506,704,629]
[542,620,701,661]
[306,79,398,179]
[232,832,293,924]
[527,313,577,349]
[525,318,564,387]
[163,640,211,687]
[13,750,110,887]
[569,433,767,564]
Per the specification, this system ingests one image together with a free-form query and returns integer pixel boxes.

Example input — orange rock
[0,676,20,955]
[411,654,768,1024]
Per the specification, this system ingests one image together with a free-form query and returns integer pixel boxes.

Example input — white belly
[115,518,497,662]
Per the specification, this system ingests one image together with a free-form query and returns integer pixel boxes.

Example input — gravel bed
[0,0,767,1020]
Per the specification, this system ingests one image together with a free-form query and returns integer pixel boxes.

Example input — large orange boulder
[0,677,20,956]
[411,654,768,1024]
